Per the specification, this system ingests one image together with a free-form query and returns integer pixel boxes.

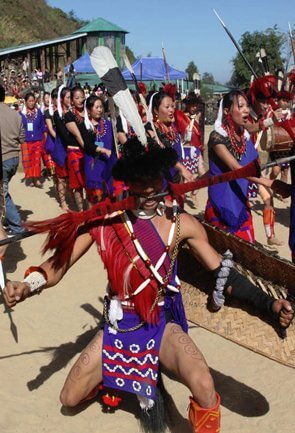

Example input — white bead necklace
[120,199,180,296]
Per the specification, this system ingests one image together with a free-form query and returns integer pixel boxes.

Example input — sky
[47,0,294,84]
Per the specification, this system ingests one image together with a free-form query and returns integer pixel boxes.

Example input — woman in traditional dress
[20,92,46,187]
[41,91,55,178]
[53,86,71,210]
[146,87,194,185]
[204,90,276,243]
[64,86,86,211]
[82,95,117,205]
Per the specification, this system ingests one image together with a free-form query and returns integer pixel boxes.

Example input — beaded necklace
[72,107,84,124]
[155,119,177,144]
[222,121,246,160]
[119,200,180,296]
[25,107,38,121]
[92,118,107,138]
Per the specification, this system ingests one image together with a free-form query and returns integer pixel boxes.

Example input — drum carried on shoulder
[260,124,295,153]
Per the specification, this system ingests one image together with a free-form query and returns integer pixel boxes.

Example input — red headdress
[277,90,293,100]
[286,70,295,95]
[247,75,278,106]
[163,83,177,100]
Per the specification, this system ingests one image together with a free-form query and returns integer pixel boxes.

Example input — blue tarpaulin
[122,57,186,81]
[64,53,95,74]
[64,53,186,81]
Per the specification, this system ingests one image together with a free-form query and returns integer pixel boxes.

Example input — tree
[202,72,215,84]
[229,26,286,88]
[185,61,199,81]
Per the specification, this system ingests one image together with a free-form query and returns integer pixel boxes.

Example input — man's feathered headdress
[248,75,278,106]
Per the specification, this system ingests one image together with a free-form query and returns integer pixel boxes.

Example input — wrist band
[23,266,48,294]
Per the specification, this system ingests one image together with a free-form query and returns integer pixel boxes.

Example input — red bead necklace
[223,115,246,158]
[72,107,84,123]
[155,120,177,143]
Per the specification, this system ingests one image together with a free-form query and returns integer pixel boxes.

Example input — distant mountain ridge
[0,0,88,49]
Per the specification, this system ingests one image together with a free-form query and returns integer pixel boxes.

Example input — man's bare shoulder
[165,205,206,240]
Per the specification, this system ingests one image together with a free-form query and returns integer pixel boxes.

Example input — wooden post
[40,47,46,73]
[49,46,53,79]
[27,51,31,76]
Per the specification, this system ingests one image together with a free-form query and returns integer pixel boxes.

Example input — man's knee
[190,368,215,407]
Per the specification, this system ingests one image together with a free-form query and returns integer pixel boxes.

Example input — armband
[22,266,48,294]
[211,250,234,311]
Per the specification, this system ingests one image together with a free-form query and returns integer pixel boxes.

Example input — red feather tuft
[25,196,137,270]
[93,219,160,324]
[138,82,147,97]
[163,83,177,100]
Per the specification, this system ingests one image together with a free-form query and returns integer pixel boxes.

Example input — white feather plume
[90,46,147,146]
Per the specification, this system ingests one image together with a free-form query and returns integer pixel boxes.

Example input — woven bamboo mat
[178,247,295,369]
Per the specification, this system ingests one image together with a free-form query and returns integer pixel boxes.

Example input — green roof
[202,83,231,94]
[73,17,128,34]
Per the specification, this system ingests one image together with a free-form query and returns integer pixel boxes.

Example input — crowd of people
[1,63,295,433]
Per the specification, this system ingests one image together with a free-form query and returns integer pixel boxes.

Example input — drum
[260,125,295,152]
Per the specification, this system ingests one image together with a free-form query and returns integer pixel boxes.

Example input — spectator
[21,57,30,76]
[0,84,26,235]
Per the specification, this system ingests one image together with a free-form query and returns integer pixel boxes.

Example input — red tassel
[138,82,147,97]
[25,196,137,270]
[102,393,122,408]
[93,219,160,324]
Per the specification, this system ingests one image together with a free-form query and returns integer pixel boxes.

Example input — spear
[288,22,295,64]
[122,53,160,143]
[162,42,170,82]
[213,9,258,79]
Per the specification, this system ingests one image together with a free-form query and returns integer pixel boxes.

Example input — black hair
[24,92,35,101]
[0,85,5,102]
[148,90,172,114]
[85,94,104,111]
[222,89,248,111]
[59,86,70,101]
[70,86,84,99]
[51,88,58,99]
[112,137,178,184]
[184,92,202,107]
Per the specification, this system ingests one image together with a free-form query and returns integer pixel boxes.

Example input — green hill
[0,0,88,49]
